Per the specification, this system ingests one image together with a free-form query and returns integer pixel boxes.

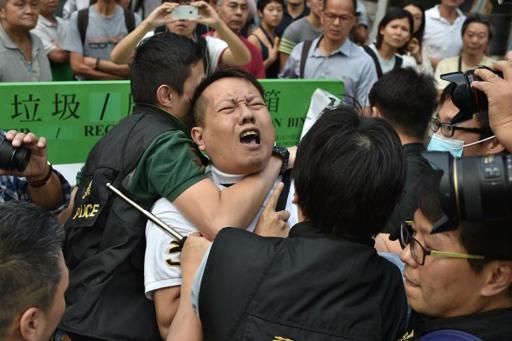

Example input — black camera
[440,67,503,123]
[422,151,512,233]
[0,133,31,172]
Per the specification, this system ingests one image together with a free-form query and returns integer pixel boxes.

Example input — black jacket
[199,223,408,340]
[61,105,180,341]
[405,308,512,340]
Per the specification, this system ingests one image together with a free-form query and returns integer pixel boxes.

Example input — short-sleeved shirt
[127,116,207,202]
[423,5,466,61]
[62,4,141,60]
[31,15,67,55]
[144,165,298,297]
[0,24,52,82]
[279,17,323,55]
[434,55,496,90]
[275,6,310,37]
[143,31,227,73]
[367,43,417,74]
[280,36,378,107]
[206,32,265,79]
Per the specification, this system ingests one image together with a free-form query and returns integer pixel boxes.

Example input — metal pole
[106,182,184,242]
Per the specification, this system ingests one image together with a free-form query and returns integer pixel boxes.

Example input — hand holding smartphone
[171,5,198,20]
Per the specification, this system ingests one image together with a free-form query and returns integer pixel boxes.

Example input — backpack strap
[299,40,313,79]
[393,55,403,71]
[123,7,136,33]
[77,7,89,47]
[362,45,383,78]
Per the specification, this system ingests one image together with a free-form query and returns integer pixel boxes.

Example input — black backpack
[77,2,136,46]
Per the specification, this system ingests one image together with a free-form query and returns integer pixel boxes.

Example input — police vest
[60,104,181,341]
[199,224,408,341]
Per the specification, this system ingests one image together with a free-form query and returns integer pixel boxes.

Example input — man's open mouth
[240,130,261,145]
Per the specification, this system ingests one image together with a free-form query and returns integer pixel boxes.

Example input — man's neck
[462,51,485,67]
[288,3,304,19]
[439,4,459,24]
[95,0,117,16]
[319,36,344,55]
[398,132,423,145]
[377,43,395,61]
[1,22,30,46]
[306,13,322,29]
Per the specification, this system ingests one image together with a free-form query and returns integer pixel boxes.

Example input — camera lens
[0,136,31,172]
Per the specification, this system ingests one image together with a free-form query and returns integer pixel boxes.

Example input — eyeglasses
[322,12,354,23]
[430,118,485,138]
[400,221,485,266]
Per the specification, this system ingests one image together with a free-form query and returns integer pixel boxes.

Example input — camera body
[423,151,512,233]
[0,132,31,172]
[440,67,503,121]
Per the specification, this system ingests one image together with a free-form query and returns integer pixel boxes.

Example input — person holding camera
[399,162,512,340]
[473,60,512,153]
[0,130,71,216]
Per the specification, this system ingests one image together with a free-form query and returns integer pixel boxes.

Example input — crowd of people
[1,0,512,340]
[0,0,511,82]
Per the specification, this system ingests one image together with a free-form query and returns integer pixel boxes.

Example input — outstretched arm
[111,2,179,64]
[192,1,250,66]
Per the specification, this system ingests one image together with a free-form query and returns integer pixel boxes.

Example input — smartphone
[172,5,198,20]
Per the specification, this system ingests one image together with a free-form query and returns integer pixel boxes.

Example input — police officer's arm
[1,131,63,210]
[473,61,512,152]
[173,156,283,240]
[191,1,251,66]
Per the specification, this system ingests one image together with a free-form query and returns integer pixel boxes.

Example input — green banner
[0,80,342,164]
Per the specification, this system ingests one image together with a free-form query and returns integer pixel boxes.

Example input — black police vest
[199,225,408,341]
[60,104,180,341]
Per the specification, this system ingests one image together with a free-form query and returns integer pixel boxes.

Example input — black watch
[272,145,289,175]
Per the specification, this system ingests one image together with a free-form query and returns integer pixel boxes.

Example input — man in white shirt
[423,0,466,69]
[144,68,297,339]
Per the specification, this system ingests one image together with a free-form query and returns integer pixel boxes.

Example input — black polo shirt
[384,143,432,237]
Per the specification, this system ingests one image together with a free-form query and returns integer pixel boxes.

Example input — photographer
[0,130,71,216]
[399,165,512,340]
[472,60,512,152]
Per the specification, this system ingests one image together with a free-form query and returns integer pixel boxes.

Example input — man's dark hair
[439,83,494,139]
[0,201,65,337]
[461,14,493,41]
[293,106,406,239]
[375,7,414,49]
[369,68,437,139]
[190,67,265,126]
[323,0,358,16]
[417,170,512,296]
[257,0,285,12]
[131,32,204,104]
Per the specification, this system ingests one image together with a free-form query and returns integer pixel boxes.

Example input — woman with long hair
[248,0,284,78]
[401,0,433,75]
[364,7,416,78]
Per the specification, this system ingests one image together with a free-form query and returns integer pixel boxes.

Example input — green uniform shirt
[127,114,208,202]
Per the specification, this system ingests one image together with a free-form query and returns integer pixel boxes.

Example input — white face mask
[427,134,496,158]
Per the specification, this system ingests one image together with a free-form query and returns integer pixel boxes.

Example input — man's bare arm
[153,286,181,339]
[173,156,283,240]
[69,52,123,80]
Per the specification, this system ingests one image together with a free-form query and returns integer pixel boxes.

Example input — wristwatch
[28,161,53,188]
[272,145,289,175]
